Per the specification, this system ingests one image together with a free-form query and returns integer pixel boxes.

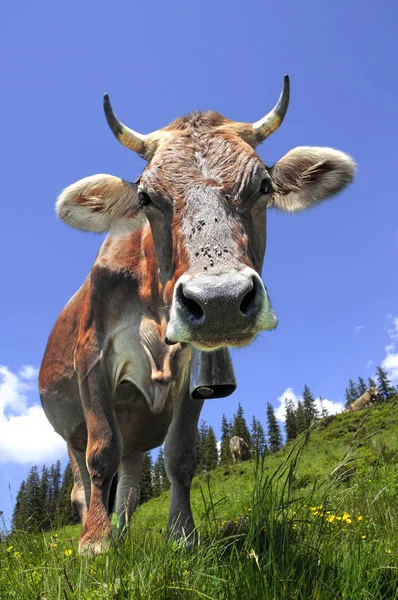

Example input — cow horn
[252,75,290,142]
[103,94,152,160]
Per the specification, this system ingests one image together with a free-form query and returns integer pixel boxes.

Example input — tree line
[11,366,396,532]
[344,366,396,407]
[11,461,79,533]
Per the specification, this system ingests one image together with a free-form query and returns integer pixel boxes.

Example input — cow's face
[57,78,355,350]
[139,122,278,350]
[369,385,379,399]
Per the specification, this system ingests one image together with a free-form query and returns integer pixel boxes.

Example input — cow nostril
[177,285,205,324]
[183,297,204,322]
[240,278,258,317]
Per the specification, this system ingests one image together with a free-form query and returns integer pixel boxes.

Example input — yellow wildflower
[6,546,13,552]
[64,549,72,557]
[50,543,57,548]
[13,551,21,558]
[373,539,379,543]
[326,515,335,523]
[342,513,350,521]
[385,549,392,554]
[362,535,367,540]
[345,518,352,524]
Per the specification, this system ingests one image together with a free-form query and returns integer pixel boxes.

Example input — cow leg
[78,363,123,555]
[115,452,144,536]
[164,392,204,541]
[68,445,91,526]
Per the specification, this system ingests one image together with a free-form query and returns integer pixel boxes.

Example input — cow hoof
[78,536,111,555]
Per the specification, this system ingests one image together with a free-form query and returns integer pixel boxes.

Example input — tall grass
[1,411,398,599]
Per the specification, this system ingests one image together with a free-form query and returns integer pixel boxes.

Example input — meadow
[1,400,398,599]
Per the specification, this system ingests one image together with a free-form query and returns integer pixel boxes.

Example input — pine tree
[345,379,359,408]
[368,377,377,389]
[251,416,267,458]
[195,420,209,474]
[295,401,307,435]
[266,403,282,453]
[25,466,41,531]
[376,366,395,401]
[12,480,27,532]
[138,453,153,505]
[231,403,251,446]
[203,426,219,471]
[220,414,232,465]
[153,448,169,496]
[318,396,328,418]
[284,398,297,441]
[153,454,162,497]
[302,384,318,426]
[49,460,62,524]
[37,465,51,530]
[58,463,78,527]
[357,377,367,396]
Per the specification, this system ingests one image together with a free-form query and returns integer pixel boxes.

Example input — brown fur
[40,107,355,554]
[348,387,379,412]
[229,436,250,463]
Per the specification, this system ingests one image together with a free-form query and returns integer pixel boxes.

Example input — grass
[1,399,398,599]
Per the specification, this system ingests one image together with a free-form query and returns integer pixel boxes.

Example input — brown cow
[348,386,379,412]
[39,76,355,554]
[229,436,250,463]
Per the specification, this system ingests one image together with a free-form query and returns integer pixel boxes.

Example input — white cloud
[382,353,398,383]
[0,365,66,464]
[353,325,364,335]
[382,316,398,384]
[367,360,374,369]
[19,365,39,381]
[275,387,345,423]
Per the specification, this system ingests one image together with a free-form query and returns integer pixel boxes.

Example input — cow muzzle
[166,268,277,350]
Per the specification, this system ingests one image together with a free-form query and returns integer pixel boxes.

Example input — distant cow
[229,436,250,463]
[348,386,379,412]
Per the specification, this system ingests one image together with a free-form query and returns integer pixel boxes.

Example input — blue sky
[1,0,397,526]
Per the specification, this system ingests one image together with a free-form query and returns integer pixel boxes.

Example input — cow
[39,76,355,554]
[229,436,251,463]
[348,386,379,412]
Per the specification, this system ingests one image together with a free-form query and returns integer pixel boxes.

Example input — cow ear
[56,174,146,234]
[268,147,355,213]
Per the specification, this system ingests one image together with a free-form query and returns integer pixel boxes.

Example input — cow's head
[369,385,379,399]
[57,77,355,351]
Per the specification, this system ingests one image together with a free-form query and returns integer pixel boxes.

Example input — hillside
[2,399,398,599]
[137,397,398,531]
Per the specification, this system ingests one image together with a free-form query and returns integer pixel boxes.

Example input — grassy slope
[138,398,398,531]
[2,399,398,599]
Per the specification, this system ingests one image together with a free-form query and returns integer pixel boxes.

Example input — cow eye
[259,178,272,195]
[138,191,152,207]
